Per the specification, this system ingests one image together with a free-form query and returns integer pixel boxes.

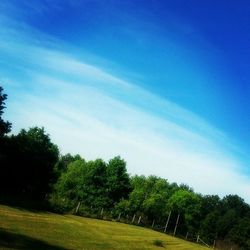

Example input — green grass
[0,204,208,250]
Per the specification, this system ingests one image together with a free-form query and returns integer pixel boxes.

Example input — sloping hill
[0,205,208,250]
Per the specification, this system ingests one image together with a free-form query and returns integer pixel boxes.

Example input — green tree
[0,86,11,137]
[200,195,221,217]
[50,159,86,212]
[1,127,59,200]
[142,177,171,220]
[200,211,220,244]
[86,159,109,208]
[55,160,85,200]
[127,175,148,213]
[217,209,239,238]
[167,190,202,233]
[106,156,131,206]
[54,153,83,178]
[229,216,250,250]
[120,175,172,222]
[53,158,109,210]
[221,195,249,216]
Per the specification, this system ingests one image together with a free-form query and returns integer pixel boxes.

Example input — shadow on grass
[0,195,51,213]
[0,228,69,250]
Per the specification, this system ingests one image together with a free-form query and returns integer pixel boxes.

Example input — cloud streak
[1,13,250,203]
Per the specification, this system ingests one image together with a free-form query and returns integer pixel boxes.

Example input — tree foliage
[106,156,131,206]
[52,156,131,212]
[0,86,11,137]
[0,127,59,200]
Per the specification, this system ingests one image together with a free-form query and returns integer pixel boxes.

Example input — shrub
[153,239,164,247]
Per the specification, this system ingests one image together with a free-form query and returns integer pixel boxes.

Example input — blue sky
[0,0,250,202]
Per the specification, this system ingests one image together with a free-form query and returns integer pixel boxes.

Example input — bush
[153,239,164,247]
[48,195,75,213]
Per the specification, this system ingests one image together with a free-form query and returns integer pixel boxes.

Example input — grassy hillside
[0,204,208,250]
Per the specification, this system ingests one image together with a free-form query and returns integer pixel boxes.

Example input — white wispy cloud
[1,11,250,203]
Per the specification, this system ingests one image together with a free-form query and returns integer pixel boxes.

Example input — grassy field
[0,204,209,250]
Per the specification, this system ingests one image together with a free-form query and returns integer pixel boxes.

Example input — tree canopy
[0,86,11,137]
[0,127,59,200]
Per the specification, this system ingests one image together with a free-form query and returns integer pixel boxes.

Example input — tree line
[0,86,249,249]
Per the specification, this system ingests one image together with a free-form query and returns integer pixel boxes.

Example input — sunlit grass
[0,204,208,250]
